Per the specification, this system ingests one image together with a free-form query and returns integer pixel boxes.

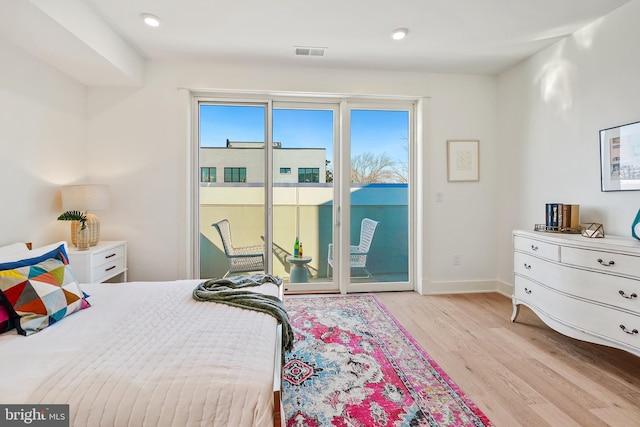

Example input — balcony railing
[200,183,408,282]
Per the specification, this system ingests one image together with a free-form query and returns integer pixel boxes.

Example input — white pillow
[0,241,68,264]
[0,242,30,258]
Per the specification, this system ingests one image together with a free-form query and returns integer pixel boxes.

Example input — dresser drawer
[514,235,559,262]
[569,297,640,353]
[514,252,558,284]
[551,264,640,314]
[91,244,125,267]
[513,276,552,311]
[561,246,640,279]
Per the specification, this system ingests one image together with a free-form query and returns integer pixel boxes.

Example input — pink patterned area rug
[282,295,492,427]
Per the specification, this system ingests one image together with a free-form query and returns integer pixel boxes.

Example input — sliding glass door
[343,105,413,293]
[272,103,339,293]
[195,96,414,293]
[198,103,267,280]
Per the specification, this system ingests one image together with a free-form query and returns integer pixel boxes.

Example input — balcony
[200,183,408,283]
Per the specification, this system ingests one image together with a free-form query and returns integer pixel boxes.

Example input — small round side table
[285,256,312,283]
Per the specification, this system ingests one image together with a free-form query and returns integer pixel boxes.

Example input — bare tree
[390,134,409,183]
[389,144,408,183]
[351,152,406,183]
[388,162,408,183]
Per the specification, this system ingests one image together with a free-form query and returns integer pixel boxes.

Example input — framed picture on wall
[600,120,640,191]
[447,140,479,182]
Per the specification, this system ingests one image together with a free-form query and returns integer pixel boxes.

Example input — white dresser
[512,230,640,357]
[67,241,127,284]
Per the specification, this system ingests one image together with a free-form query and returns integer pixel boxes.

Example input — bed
[0,242,286,427]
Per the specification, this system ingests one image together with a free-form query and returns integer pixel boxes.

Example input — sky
[199,104,409,164]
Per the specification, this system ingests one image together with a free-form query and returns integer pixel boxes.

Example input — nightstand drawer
[92,244,125,267]
[92,256,126,283]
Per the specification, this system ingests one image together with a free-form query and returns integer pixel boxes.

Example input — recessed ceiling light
[391,28,408,40]
[141,13,160,27]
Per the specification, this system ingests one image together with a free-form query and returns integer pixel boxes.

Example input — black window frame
[200,167,217,183]
[298,167,319,183]
[224,167,247,183]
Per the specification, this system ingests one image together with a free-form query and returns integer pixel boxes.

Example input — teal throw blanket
[193,274,293,353]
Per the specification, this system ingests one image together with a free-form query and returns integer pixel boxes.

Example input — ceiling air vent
[295,46,326,57]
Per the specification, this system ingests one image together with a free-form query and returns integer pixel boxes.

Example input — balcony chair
[212,219,264,278]
[327,218,379,279]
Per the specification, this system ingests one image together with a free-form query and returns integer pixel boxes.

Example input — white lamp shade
[62,185,110,211]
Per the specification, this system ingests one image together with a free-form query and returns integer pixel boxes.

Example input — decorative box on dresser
[67,241,127,284]
[512,230,640,357]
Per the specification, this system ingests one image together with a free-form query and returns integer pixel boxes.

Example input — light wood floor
[374,291,640,427]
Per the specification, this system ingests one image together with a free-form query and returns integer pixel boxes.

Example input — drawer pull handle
[105,253,116,259]
[531,245,538,251]
[105,266,116,272]
[620,325,639,335]
[524,288,532,294]
[597,258,615,267]
[619,290,638,299]
[524,263,532,270]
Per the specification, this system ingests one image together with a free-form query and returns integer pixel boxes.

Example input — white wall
[86,61,498,287]
[0,39,87,248]
[427,74,498,293]
[496,0,640,287]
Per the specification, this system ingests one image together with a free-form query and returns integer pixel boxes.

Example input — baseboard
[495,280,513,297]
[425,280,500,295]
[418,279,515,296]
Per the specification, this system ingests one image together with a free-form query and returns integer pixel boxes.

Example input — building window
[200,167,216,183]
[224,167,247,182]
[298,168,319,183]
[280,167,291,174]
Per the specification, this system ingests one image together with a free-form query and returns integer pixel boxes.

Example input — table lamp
[61,185,110,246]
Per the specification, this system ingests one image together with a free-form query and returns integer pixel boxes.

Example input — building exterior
[200,140,327,184]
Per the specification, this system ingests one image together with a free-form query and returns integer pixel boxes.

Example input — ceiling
[0,0,632,85]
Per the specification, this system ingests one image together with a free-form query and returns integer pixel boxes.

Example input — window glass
[224,167,247,182]
[200,167,216,182]
[298,167,319,183]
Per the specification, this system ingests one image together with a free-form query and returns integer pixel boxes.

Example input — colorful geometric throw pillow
[0,257,90,336]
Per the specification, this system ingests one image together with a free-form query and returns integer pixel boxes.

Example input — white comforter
[0,279,279,427]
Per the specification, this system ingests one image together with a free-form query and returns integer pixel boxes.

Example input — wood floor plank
[590,405,640,427]
[469,394,526,427]
[528,403,585,427]
[373,291,640,427]
[502,357,607,426]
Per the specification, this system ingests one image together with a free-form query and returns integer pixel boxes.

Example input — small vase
[76,226,90,250]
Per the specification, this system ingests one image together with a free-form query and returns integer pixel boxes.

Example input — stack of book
[543,203,581,233]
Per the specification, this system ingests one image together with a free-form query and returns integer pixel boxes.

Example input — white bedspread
[0,279,279,427]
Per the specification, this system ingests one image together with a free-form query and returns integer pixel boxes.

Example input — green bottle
[294,237,299,258]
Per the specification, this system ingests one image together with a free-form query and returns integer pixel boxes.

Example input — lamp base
[70,214,100,246]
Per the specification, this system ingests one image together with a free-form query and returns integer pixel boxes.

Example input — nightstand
[67,241,127,284]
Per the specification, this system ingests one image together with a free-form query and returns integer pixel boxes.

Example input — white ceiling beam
[0,0,143,86]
